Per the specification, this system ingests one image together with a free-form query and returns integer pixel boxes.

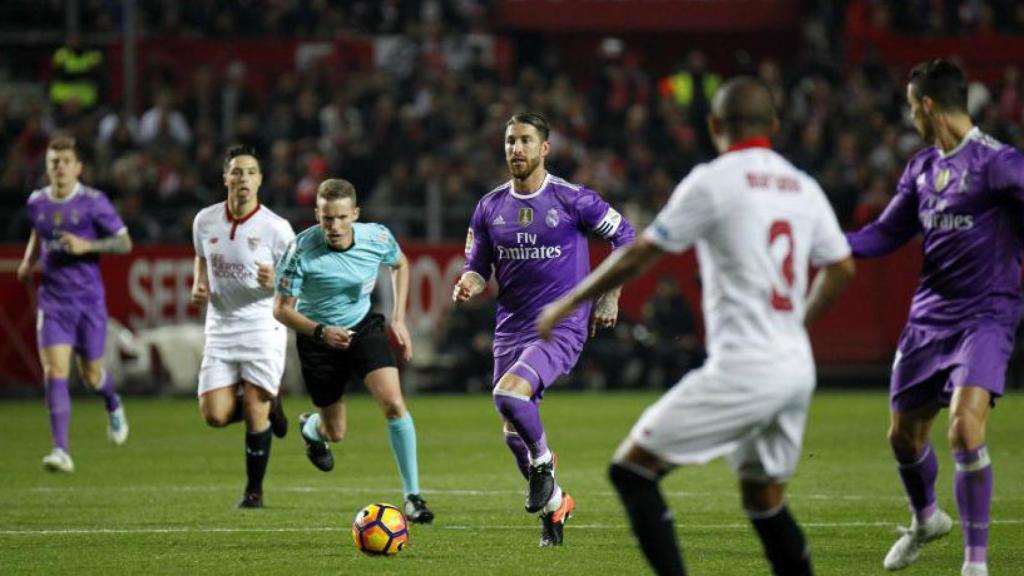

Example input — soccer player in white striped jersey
[538,77,856,576]
[191,145,296,509]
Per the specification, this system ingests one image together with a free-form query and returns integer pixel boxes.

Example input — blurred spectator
[139,90,193,150]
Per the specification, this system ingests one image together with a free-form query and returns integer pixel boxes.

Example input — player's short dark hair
[909,59,968,114]
[223,145,260,172]
[712,76,777,139]
[47,135,80,160]
[506,112,550,141]
[318,178,358,205]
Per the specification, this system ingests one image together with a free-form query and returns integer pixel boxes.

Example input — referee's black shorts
[296,312,396,408]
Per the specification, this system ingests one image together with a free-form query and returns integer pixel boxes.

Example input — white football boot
[41,448,75,473]
[107,406,129,445]
[883,509,953,570]
[962,562,989,576]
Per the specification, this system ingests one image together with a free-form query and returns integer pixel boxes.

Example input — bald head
[710,76,777,141]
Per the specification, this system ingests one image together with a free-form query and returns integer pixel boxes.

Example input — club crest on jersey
[518,208,533,227]
[935,168,951,191]
[52,211,63,227]
[545,208,559,228]
[464,228,474,255]
[248,236,261,251]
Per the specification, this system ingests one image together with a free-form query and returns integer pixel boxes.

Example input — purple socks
[493,392,549,459]
[94,370,122,412]
[504,431,530,479]
[954,445,992,565]
[45,377,71,451]
[896,442,939,522]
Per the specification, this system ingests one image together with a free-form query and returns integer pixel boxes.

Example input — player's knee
[740,481,784,513]
[381,403,405,420]
[203,411,232,428]
[887,426,920,459]
[947,414,982,450]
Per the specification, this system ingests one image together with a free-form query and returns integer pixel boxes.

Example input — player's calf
[609,462,686,576]
[748,504,813,576]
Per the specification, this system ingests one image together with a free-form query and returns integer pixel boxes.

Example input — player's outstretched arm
[389,252,413,362]
[16,230,40,282]
[804,256,856,327]
[59,230,133,255]
[452,271,486,304]
[538,237,663,340]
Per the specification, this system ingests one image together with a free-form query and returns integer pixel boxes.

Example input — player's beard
[508,155,541,180]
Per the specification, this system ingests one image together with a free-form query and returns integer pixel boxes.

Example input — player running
[847,59,1024,576]
[453,112,635,546]
[538,77,855,575]
[18,135,133,473]
[191,145,294,508]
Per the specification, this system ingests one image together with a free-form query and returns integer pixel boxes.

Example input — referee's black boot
[298,413,334,472]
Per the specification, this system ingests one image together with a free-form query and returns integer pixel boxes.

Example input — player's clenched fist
[452,272,485,303]
[256,261,275,289]
[191,282,209,307]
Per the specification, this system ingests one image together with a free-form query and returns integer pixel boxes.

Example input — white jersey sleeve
[192,210,205,257]
[643,165,716,253]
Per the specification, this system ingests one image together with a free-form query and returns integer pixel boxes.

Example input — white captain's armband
[593,207,623,238]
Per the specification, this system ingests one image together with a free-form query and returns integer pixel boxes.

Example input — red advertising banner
[497,0,799,31]
[0,241,919,389]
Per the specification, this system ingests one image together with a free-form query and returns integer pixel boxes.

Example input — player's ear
[352,205,360,222]
[706,114,721,141]
[541,139,550,158]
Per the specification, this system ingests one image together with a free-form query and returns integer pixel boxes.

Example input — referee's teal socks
[387,413,420,497]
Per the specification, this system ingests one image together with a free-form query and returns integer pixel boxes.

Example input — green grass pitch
[1,391,1022,575]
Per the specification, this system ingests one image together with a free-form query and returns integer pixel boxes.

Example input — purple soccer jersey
[27,184,126,312]
[847,128,1024,405]
[463,173,635,355]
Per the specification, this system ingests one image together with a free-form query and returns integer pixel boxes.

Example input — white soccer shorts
[629,363,814,482]
[197,350,285,397]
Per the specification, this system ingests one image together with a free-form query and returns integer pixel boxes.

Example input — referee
[273,178,434,524]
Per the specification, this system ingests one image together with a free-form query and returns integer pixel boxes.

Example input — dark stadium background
[2,0,1024,393]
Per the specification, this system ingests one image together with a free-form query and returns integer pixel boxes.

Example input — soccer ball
[352,503,409,556]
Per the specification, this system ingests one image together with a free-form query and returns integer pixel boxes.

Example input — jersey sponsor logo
[518,207,533,227]
[545,208,559,228]
[497,232,563,260]
[464,228,475,255]
[493,215,506,225]
[920,211,974,231]
[935,168,951,191]
[210,253,254,280]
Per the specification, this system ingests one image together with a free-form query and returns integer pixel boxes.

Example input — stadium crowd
[3,0,1024,390]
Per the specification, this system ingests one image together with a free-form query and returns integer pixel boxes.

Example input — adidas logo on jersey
[493,215,506,225]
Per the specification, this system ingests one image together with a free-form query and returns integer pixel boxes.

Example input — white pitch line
[3,519,1024,537]
[26,485,1024,503]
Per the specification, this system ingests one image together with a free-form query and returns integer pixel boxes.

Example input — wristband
[313,323,325,342]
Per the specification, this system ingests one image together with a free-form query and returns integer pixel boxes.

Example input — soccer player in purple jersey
[16,136,133,473]
[452,112,636,546]
[846,60,1024,576]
